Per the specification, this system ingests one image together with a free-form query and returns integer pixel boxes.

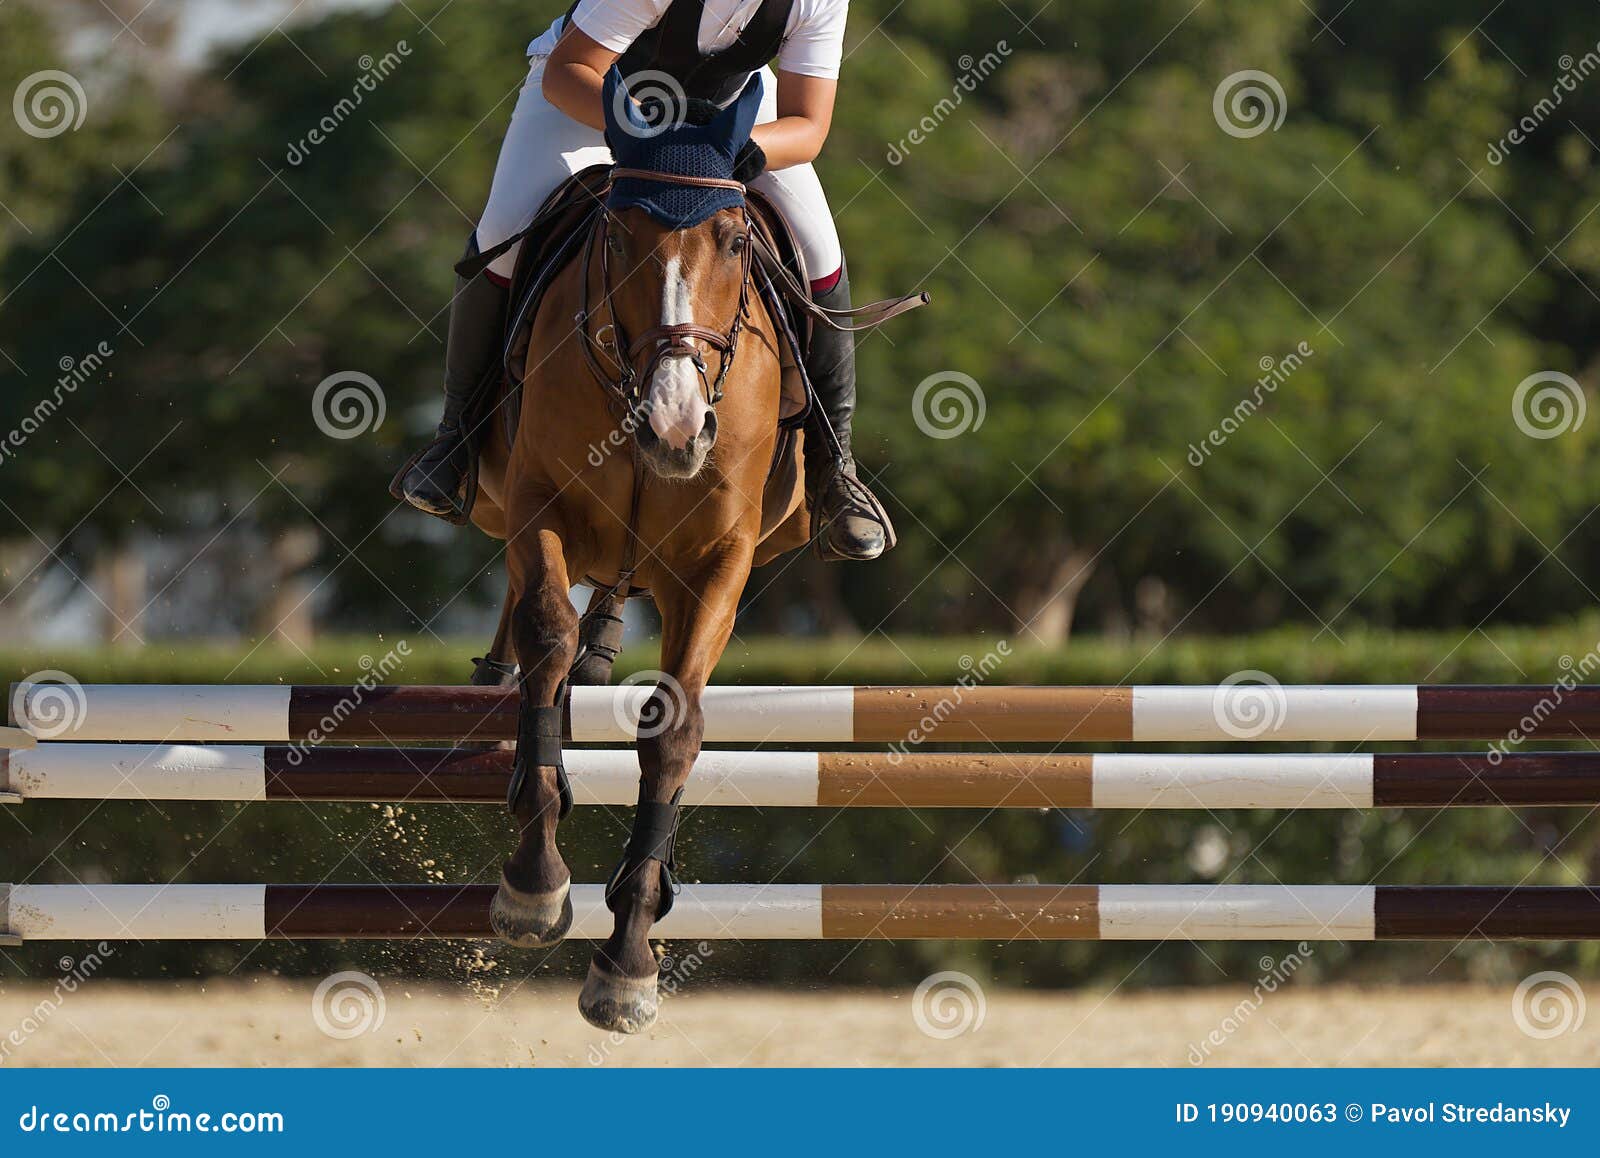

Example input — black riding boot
[804,263,895,562]
[395,241,509,521]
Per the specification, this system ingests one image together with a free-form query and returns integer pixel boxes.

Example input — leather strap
[610,168,746,194]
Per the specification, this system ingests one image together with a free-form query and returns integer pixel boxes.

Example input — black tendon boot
[803,263,896,562]
[393,239,510,522]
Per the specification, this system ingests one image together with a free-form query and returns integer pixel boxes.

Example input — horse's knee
[510,583,579,673]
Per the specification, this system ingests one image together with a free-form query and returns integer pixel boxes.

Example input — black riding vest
[565,0,795,105]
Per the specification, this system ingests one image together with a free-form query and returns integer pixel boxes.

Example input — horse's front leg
[490,524,581,948]
[579,541,753,1034]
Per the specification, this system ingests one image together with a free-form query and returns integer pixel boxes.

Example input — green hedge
[5,623,1599,989]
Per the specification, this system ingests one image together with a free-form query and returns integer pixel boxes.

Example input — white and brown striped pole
[10,683,1600,743]
[7,745,1600,808]
[4,883,1599,942]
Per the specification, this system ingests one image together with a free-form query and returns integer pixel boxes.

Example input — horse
[462,70,922,1034]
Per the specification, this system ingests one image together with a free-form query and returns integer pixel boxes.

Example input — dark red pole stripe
[264,884,495,939]
[1371,753,1600,807]
[1374,887,1600,940]
[1415,686,1600,740]
[262,747,509,802]
[287,686,518,744]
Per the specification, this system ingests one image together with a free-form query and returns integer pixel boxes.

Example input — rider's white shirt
[526,0,848,80]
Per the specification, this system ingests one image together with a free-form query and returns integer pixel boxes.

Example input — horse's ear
[713,72,764,154]
[602,66,650,145]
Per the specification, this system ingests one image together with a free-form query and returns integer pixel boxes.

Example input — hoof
[579,960,659,1034]
[489,873,572,949]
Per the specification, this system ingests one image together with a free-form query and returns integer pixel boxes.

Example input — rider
[395,0,891,562]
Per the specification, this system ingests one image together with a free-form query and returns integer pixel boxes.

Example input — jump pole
[9,745,1600,808]
[4,883,1600,942]
[13,683,1600,744]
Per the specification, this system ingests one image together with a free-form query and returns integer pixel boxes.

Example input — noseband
[576,170,756,420]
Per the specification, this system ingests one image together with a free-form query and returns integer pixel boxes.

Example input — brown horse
[464,75,921,1033]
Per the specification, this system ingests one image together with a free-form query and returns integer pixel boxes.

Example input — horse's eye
[729,234,748,256]
[607,233,626,256]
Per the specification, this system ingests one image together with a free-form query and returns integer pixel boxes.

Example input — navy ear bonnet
[604,67,762,229]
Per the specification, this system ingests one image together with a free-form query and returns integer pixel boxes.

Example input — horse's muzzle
[635,409,716,479]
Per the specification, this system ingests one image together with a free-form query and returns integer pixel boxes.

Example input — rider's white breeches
[477,61,843,284]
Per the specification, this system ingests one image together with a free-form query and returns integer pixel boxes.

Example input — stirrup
[470,656,517,687]
[808,461,898,562]
[388,432,479,526]
[505,687,572,820]
[603,788,684,922]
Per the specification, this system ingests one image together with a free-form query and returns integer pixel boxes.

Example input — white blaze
[647,256,712,450]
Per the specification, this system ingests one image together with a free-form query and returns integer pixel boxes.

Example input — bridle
[575,169,755,423]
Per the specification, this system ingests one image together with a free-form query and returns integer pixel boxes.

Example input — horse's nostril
[701,412,717,441]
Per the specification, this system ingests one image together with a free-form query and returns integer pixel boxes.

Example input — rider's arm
[752,72,836,170]
[542,26,620,133]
